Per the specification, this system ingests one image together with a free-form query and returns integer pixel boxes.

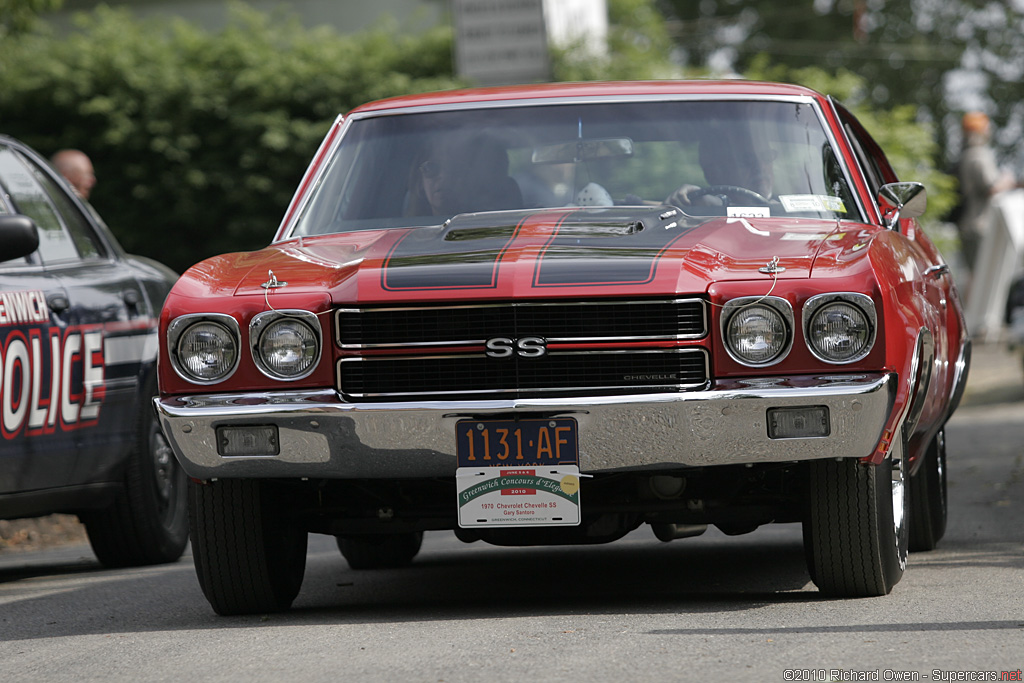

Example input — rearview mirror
[0,214,40,262]
[532,137,634,164]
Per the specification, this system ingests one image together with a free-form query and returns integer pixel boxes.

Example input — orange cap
[962,111,990,134]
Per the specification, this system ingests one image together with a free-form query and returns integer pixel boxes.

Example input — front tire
[908,428,948,551]
[804,439,908,597]
[80,380,188,567]
[189,479,307,616]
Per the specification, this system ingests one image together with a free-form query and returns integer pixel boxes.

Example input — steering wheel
[693,185,770,206]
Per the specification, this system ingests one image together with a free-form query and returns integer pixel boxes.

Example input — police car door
[0,143,79,500]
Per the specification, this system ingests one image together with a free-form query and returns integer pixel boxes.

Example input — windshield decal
[779,194,847,214]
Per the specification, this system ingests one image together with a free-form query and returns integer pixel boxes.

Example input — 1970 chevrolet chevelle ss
[154,81,970,615]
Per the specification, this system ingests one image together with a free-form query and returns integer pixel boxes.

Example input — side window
[833,100,901,222]
[25,155,104,259]
[0,147,79,263]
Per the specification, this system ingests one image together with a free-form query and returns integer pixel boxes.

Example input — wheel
[80,378,188,568]
[803,439,908,597]
[337,532,423,570]
[908,428,948,551]
[189,479,307,615]
[693,185,770,206]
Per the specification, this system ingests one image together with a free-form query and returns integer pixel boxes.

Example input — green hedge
[0,6,462,273]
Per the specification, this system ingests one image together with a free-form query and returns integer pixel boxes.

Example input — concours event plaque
[455,418,581,527]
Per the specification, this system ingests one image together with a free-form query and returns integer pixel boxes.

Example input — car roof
[349,80,825,115]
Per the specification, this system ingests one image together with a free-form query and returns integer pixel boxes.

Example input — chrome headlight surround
[250,310,322,381]
[167,313,241,385]
[803,293,877,364]
[721,296,794,367]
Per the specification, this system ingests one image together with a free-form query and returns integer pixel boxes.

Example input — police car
[1,135,187,567]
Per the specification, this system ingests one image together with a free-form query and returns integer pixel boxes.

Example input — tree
[0,6,461,273]
[0,0,62,36]
[658,0,1024,170]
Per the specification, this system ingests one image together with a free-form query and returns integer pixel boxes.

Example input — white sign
[453,0,551,85]
[457,465,582,527]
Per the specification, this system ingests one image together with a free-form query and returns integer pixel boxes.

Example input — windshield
[290,99,863,237]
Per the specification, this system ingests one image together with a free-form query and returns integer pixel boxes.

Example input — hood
[215,207,859,303]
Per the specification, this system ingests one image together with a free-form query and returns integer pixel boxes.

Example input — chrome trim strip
[335,298,708,348]
[336,348,710,398]
[155,372,896,479]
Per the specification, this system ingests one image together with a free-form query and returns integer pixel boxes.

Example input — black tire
[337,532,423,570]
[189,479,307,616]
[80,380,188,568]
[804,440,908,597]
[908,428,948,551]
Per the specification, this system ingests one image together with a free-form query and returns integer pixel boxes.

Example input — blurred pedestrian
[51,149,96,200]
[957,112,1017,273]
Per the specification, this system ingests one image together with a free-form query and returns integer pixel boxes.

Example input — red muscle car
[154,81,970,615]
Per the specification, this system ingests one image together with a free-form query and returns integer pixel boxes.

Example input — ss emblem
[485,336,547,358]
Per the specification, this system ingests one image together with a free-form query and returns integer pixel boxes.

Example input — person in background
[957,112,1017,274]
[51,149,96,200]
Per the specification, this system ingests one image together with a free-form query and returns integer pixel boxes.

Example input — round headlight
[254,316,319,379]
[808,302,872,363]
[726,304,789,366]
[176,321,239,382]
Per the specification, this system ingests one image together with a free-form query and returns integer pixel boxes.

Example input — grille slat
[337,299,706,347]
[339,350,708,399]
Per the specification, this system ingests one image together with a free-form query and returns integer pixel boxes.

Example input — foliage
[0,5,461,273]
[657,0,1024,172]
[0,0,61,36]
[0,0,961,269]
[552,0,681,81]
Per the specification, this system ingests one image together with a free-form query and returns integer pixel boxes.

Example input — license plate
[456,418,579,467]
[456,418,581,528]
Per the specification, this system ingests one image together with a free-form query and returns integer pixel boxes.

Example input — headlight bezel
[167,313,241,385]
[250,310,322,381]
[803,292,877,364]
[721,296,794,367]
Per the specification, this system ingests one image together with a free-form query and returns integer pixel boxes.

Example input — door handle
[924,264,950,279]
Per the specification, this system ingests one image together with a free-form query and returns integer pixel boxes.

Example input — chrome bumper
[154,373,895,480]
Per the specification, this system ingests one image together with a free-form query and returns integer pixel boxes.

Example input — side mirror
[0,214,40,262]
[878,182,927,229]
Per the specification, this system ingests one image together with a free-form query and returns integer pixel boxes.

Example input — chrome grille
[335,299,709,400]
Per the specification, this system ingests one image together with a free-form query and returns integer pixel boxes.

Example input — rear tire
[908,428,948,551]
[189,479,307,615]
[337,532,423,570]
[81,380,188,567]
[804,439,908,597]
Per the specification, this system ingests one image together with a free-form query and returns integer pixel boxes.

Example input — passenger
[406,133,522,217]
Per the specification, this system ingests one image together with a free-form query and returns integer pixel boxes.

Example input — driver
[666,133,776,208]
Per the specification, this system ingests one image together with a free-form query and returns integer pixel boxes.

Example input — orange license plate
[456,418,578,468]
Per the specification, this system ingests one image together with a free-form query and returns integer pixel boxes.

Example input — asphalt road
[1,343,1021,683]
